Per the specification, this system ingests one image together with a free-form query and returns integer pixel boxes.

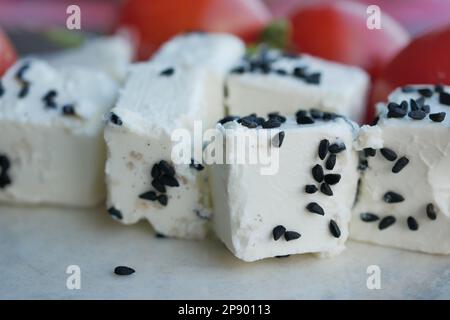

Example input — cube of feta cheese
[104,33,245,239]
[351,85,450,254]
[0,59,118,207]
[207,111,359,261]
[226,49,369,123]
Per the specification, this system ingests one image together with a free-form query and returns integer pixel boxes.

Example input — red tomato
[0,28,16,77]
[288,0,410,79]
[117,0,272,60]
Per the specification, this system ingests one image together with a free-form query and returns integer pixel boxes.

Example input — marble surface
[0,205,449,299]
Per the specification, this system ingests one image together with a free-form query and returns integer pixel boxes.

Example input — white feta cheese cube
[351,85,450,254]
[207,112,359,261]
[0,59,118,207]
[226,49,369,122]
[104,33,245,239]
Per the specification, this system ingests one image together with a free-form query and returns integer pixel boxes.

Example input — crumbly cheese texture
[208,115,359,261]
[0,59,118,207]
[226,50,369,123]
[351,85,450,254]
[104,33,245,239]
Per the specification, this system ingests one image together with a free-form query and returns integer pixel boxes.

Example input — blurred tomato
[117,0,272,60]
[0,28,16,76]
[288,0,410,79]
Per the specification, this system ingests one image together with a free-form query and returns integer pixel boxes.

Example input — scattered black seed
[371,116,379,126]
[296,115,314,125]
[160,67,175,76]
[272,131,285,147]
[392,156,409,173]
[310,109,323,119]
[421,104,430,113]
[383,191,404,203]
[415,96,425,108]
[262,118,282,128]
[293,66,307,78]
[305,185,318,194]
[380,148,397,161]
[161,175,180,187]
[401,86,416,93]
[320,183,333,196]
[329,220,341,238]
[240,117,258,128]
[18,81,30,98]
[109,112,123,125]
[378,216,396,230]
[15,63,30,81]
[0,80,4,97]
[387,106,407,118]
[151,164,161,178]
[328,143,346,154]
[325,154,336,170]
[114,266,135,276]
[439,92,450,106]
[358,159,368,171]
[0,155,10,170]
[62,104,76,116]
[107,207,122,220]
[295,109,307,118]
[400,100,409,111]
[324,174,341,185]
[0,174,12,188]
[318,139,329,160]
[429,112,446,122]
[426,203,437,220]
[275,255,290,258]
[284,231,301,241]
[363,148,376,157]
[304,73,321,84]
[435,84,444,93]
[155,232,167,238]
[408,109,426,120]
[230,66,246,74]
[387,102,400,111]
[407,216,419,231]
[306,202,324,215]
[218,115,239,125]
[272,225,286,241]
[190,159,205,171]
[268,112,286,123]
[157,194,168,206]
[139,191,157,201]
[418,88,433,97]
[274,69,288,75]
[151,179,166,193]
[322,112,340,121]
[409,99,419,111]
[159,160,175,176]
[360,212,379,222]
[312,164,324,183]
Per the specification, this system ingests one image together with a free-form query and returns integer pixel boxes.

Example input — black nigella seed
[364,148,376,157]
[218,115,240,125]
[151,179,166,193]
[387,107,407,118]
[383,191,405,203]
[284,231,301,241]
[272,225,286,241]
[18,82,30,98]
[312,164,324,183]
[268,112,286,123]
[155,232,167,238]
[293,66,307,78]
[305,185,318,194]
[107,207,122,220]
[160,67,175,76]
[262,118,281,129]
[62,104,76,116]
[306,202,325,216]
[114,266,135,276]
[439,92,450,106]
[0,154,10,170]
[408,110,426,120]
[274,69,287,75]
[415,96,425,108]
[378,216,396,230]
[418,88,433,97]
[407,216,419,231]
[400,100,409,111]
[318,139,329,160]
[322,112,339,121]
[435,84,444,93]
[159,160,175,176]
[109,112,123,126]
[151,164,161,178]
[329,220,341,238]
[380,148,397,161]
[392,156,409,173]
[429,112,446,122]
[0,80,4,97]
[360,212,379,222]
[324,174,341,185]
[157,194,168,206]
[426,203,437,220]
[160,175,179,187]
[43,90,57,101]
[328,143,346,154]
[240,117,258,128]
[371,116,379,126]
[320,183,333,196]
[0,174,12,189]
[272,131,285,148]
[275,255,290,258]
[409,99,419,111]
[358,159,368,171]
[401,86,416,93]
[139,191,157,201]
[295,109,307,118]
[310,109,323,119]
[304,72,321,84]
[421,105,430,113]
[190,159,205,171]
[296,116,314,125]
[15,63,30,81]
[325,154,336,170]
[230,66,246,74]
[387,102,400,111]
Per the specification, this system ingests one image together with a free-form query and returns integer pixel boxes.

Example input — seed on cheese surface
[421,104,430,114]
[18,81,30,98]
[160,175,180,187]
[392,156,409,173]
[151,179,166,193]
[295,109,307,118]
[387,106,407,118]
[230,66,246,74]
[267,112,286,123]
[378,216,396,230]
[262,118,281,129]
[435,84,444,93]
[320,183,333,196]
[329,220,341,238]
[0,80,4,96]
[328,143,346,154]
[296,116,314,125]
[151,164,162,178]
[426,203,437,220]
[358,159,368,171]
[380,148,397,161]
[272,225,286,241]
[407,216,419,231]
[429,112,446,122]
[42,90,58,108]
[383,191,405,203]
[0,173,12,188]
[109,112,123,126]
[62,104,76,116]
[410,99,419,111]
[324,174,341,185]
[218,115,240,125]
[284,231,301,241]
[408,110,426,120]
[310,109,324,119]
[107,207,123,220]
[272,131,285,147]
[322,112,340,121]
[305,185,318,194]
[157,194,168,206]
[158,160,175,176]
[306,202,325,215]
[318,139,329,160]
[363,148,376,157]
[15,63,30,81]
[274,69,288,75]
[275,255,290,258]
[159,67,175,76]
[0,154,10,170]
[293,66,307,78]
[312,164,324,183]
[139,191,157,201]
[360,212,379,222]
[304,72,321,84]
[190,159,205,171]
[155,232,167,238]
[114,266,135,276]
[240,117,258,128]
[371,116,379,126]
[439,91,450,106]
[325,154,336,170]
[418,88,433,97]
